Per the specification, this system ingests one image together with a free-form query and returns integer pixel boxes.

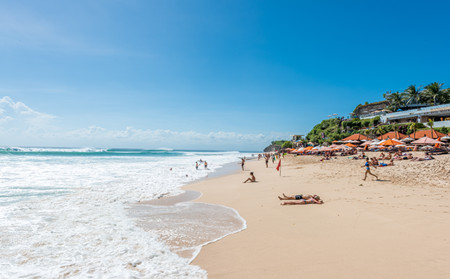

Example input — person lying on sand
[371,157,379,166]
[378,159,394,167]
[243,172,256,183]
[278,193,319,200]
[411,153,435,161]
[281,196,323,205]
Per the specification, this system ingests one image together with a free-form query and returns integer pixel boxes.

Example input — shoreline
[129,158,247,263]
[186,154,450,278]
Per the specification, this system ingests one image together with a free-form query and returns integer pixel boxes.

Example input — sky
[0,0,449,151]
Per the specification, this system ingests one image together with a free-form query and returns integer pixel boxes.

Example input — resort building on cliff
[357,103,450,128]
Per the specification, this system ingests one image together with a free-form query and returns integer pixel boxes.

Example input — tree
[424,82,447,105]
[409,122,419,139]
[282,141,293,149]
[376,126,386,136]
[428,118,435,137]
[383,91,405,112]
[404,85,423,105]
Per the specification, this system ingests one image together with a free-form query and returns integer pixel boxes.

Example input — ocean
[0,147,252,278]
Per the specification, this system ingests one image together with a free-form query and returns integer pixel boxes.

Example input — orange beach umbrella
[378,139,402,146]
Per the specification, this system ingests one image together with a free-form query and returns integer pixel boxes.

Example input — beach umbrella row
[288,135,446,154]
[411,137,443,145]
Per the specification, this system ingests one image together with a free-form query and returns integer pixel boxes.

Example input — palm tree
[424,82,445,105]
[383,91,405,112]
[362,129,370,138]
[404,85,423,105]
[376,126,386,137]
[409,122,419,139]
[393,124,400,139]
[428,118,435,138]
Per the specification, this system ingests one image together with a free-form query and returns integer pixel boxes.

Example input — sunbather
[281,195,323,205]
[278,193,319,200]
[379,159,394,167]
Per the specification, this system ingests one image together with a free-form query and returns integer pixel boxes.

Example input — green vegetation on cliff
[304,117,450,145]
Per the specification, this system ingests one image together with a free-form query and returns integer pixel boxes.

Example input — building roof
[341,133,372,141]
[377,131,407,140]
[409,129,446,139]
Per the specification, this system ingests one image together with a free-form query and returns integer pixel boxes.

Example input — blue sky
[1,0,449,150]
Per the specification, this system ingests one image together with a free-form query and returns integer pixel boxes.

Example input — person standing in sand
[241,158,245,171]
[243,172,256,183]
[362,157,378,181]
[264,155,269,168]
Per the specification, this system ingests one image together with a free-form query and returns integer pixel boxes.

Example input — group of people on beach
[195,160,208,170]
[258,153,281,168]
[243,152,324,206]
[376,151,435,162]
[278,193,323,205]
[243,148,443,208]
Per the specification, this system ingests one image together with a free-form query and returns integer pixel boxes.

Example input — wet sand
[128,162,246,262]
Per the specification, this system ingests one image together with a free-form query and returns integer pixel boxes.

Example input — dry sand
[187,153,450,279]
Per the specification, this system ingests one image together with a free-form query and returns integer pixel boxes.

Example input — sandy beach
[187,154,450,278]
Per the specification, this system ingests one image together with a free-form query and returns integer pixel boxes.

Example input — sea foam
[0,149,250,278]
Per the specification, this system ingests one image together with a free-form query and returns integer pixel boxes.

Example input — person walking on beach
[362,157,378,181]
[265,155,269,168]
[243,172,256,183]
[241,158,245,171]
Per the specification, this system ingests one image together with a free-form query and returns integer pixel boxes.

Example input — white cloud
[0,96,55,124]
[61,126,280,150]
[0,96,287,150]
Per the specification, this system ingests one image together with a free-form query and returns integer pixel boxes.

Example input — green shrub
[281,141,293,148]
[435,127,449,134]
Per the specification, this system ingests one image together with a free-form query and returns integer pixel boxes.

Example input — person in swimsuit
[241,158,245,171]
[280,196,323,205]
[362,157,378,181]
[265,155,269,168]
[243,172,256,183]
[204,161,208,169]
[378,159,394,167]
[278,193,319,200]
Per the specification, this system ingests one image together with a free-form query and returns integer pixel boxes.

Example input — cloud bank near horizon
[0,96,286,150]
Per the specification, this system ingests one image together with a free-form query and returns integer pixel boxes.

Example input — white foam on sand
[0,151,252,278]
[129,194,247,262]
